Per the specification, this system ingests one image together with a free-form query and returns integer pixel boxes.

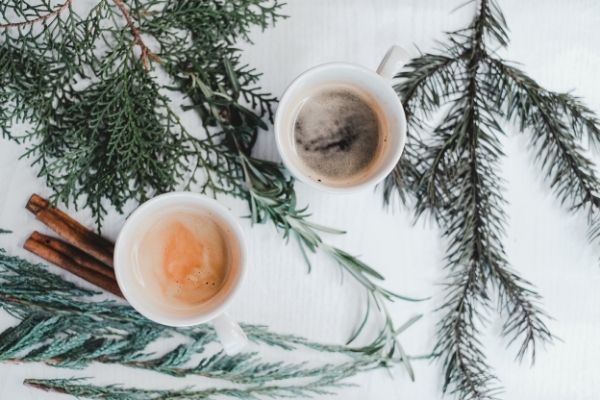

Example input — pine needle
[380,0,599,398]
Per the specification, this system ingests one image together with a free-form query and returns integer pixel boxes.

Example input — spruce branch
[380,0,589,398]
[431,64,513,398]
[382,52,462,205]
[488,58,600,243]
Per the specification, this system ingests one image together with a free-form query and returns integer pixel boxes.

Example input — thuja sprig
[0,0,285,225]
[383,0,600,399]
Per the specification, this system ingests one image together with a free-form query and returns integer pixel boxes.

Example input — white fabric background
[1,0,600,399]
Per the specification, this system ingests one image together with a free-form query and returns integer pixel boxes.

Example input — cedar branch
[0,0,73,29]
[111,0,160,68]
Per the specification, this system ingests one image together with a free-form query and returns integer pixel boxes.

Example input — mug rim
[113,192,247,327]
[274,62,407,194]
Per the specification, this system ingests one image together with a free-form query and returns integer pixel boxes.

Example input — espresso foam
[133,210,233,306]
[293,85,383,184]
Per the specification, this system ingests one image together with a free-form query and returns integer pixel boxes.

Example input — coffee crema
[132,210,234,306]
[292,84,386,185]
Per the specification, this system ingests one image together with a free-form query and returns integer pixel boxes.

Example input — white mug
[114,192,248,355]
[274,46,409,193]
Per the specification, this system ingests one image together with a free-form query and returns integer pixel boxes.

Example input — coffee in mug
[114,193,248,354]
[292,84,387,186]
[275,46,409,193]
[131,208,240,307]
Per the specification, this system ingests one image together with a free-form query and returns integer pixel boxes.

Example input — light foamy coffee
[292,84,386,185]
[131,208,239,307]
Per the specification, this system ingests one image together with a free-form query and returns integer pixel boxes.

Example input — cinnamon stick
[24,235,123,298]
[27,196,114,254]
[26,194,114,267]
[29,231,115,281]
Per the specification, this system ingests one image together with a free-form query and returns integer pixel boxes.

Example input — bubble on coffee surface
[293,86,382,182]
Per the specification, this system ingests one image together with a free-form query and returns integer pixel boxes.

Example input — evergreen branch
[383,1,566,398]
[23,59,190,227]
[0,249,401,388]
[25,362,363,400]
[383,52,463,205]
[433,71,506,399]
[491,266,551,361]
[488,58,600,243]
[437,271,496,400]
[0,0,284,225]
[112,0,159,68]
[397,53,464,125]
[0,0,72,29]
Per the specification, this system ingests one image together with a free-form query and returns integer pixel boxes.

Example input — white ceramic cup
[114,192,248,355]
[275,46,409,193]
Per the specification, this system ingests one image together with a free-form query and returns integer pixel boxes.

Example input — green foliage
[25,365,361,400]
[0,0,271,224]
[384,0,600,399]
[1,0,419,375]
[0,248,402,394]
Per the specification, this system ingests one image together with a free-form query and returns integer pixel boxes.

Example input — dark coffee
[292,85,384,185]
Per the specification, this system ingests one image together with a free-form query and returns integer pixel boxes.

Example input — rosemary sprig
[384,0,600,399]
[171,59,423,376]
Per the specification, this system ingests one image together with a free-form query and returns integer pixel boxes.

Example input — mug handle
[376,45,410,81]
[212,313,248,355]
